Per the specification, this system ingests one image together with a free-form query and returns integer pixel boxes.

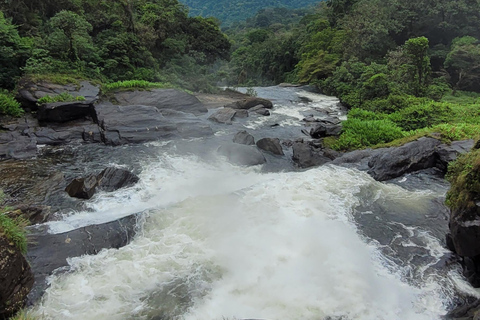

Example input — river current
[29,86,479,319]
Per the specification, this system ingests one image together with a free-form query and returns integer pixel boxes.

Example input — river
[27,86,479,319]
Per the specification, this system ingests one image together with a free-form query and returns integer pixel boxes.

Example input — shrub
[37,92,86,104]
[0,210,28,254]
[0,92,24,117]
[389,101,452,131]
[102,80,175,92]
[332,118,405,150]
[445,146,480,210]
[348,108,386,121]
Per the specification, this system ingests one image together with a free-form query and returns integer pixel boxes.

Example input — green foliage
[246,87,258,96]
[37,92,85,104]
[389,101,452,131]
[331,118,405,150]
[102,80,176,92]
[445,146,480,210]
[0,209,28,254]
[10,309,37,320]
[444,36,480,92]
[0,91,24,117]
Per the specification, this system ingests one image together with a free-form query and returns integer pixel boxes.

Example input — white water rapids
[27,87,478,319]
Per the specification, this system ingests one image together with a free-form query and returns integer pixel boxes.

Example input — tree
[445,36,480,93]
[403,36,431,96]
[0,11,31,88]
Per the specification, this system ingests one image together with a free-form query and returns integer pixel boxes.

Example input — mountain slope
[179,0,320,25]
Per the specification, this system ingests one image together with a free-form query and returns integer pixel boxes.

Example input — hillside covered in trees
[0,0,230,92]
[221,0,480,150]
[178,0,319,26]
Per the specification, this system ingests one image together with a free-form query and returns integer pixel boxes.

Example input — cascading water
[28,87,479,319]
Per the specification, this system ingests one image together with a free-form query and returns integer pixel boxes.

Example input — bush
[102,80,175,92]
[332,118,405,150]
[37,92,86,104]
[389,101,452,131]
[0,211,28,254]
[347,108,386,121]
[0,92,24,117]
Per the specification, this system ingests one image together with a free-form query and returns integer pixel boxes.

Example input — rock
[97,167,140,192]
[95,104,212,145]
[309,121,342,138]
[225,97,273,110]
[65,167,139,199]
[0,132,37,160]
[113,89,207,115]
[0,236,34,318]
[65,174,98,199]
[292,142,331,168]
[26,214,139,304]
[217,143,266,166]
[250,105,270,116]
[16,79,100,111]
[208,108,237,124]
[37,101,96,123]
[33,121,97,145]
[436,139,475,172]
[6,205,51,225]
[447,298,480,319]
[367,137,443,181]
[234,109,249,118]
[233,130,255,145]
[256,138,284,155]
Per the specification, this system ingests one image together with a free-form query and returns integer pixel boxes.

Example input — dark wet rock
[208,108,237,124]
[256,138,284,156]
[367,137,443,181]
[303,116,319,123]
[250,105,271,116]
[65,174,98,199]
[449,218,480,258]
[0,132,37,160]
[225,97,273,110]
[95,104,212,145]
[97,167,140,192]
[233,130,255,145]
[436,139,475,172]
[309,121,342,139]
[16,79,100,111]
[292,142,331,168]
[113,89,207,115]
[6,205,51,225]
[33,120,98,145]
[217,143,266,166]
[0,236,34,318]
[37,101,96,123]
[447,298,480,319]
[65,167,139,199]
[27,214,139,305]
[234,109,249,118]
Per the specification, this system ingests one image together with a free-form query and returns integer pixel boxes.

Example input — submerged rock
[233,130,255,145]
[256,138,284,156]
[65,167,139,199]
[0,236,34,318]
[27,214,139,304]
[217,143,266,166]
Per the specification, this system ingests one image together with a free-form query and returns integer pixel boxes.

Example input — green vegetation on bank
[0,192,28,254]
[37,92,86,104]
[0,91,24,117]
[102,80,177,92]
[221,0,480,150]
[446,141,480,210]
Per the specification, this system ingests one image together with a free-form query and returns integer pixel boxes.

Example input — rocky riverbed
[1,81,479,319]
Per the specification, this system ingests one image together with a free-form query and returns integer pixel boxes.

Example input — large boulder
[309,121,342,138]
[225,97,273,110]
[0,236,34,318]
[113,89,207,115]
[65,167,139,199]
[256,138,284,156]
[233,130,255,145]
[16,79,100,110]
[208,108,237,124]
[367,137,443,181]
[217,143,266,166]
[26,214,139,304]
[37,101,96,123]
[95,104,212,145]
[292,142,332,168]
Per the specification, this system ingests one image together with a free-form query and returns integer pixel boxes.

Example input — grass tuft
[102,80,176,92]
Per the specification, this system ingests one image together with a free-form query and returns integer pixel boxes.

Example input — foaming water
[32,156,460,320]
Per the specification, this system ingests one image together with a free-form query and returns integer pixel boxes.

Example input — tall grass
[102,80,175,92]
[37,92,86,104]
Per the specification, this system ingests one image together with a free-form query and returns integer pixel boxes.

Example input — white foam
[31,159,452,320]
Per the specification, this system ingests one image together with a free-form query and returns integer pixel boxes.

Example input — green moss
[102,80,177,93]
[37,92,86,105]
[446,144,480,210]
